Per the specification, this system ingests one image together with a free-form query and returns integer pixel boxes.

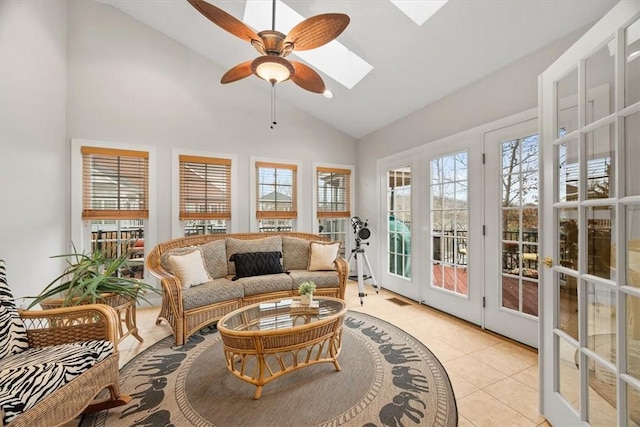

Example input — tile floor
[113,280,551,427]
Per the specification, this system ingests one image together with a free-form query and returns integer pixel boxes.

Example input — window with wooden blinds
[179,155,231,220]
[82,146,149,220]
[317,167,351,218]
[256,162,297,219]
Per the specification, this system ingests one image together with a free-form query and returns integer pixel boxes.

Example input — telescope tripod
[347,240,379,305]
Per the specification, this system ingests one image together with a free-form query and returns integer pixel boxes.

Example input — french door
[380,157,420,301]
[540,2,640,425]
[484,117,540,348]
[421,135,484,325]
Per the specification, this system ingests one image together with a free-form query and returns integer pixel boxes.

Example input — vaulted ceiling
[100,0,618,139]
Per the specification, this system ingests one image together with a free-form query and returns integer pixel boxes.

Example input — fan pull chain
[270,83,277,129]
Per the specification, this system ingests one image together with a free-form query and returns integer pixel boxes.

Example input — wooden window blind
[255,162,297,219]
[179,155,232,220]
[82,146,149,220]
[317,167,351,218]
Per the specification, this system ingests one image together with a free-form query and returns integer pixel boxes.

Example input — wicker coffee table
[217,296,347,399]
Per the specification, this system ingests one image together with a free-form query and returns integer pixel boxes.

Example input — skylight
[243,1,372,90]
[390,0,448,26]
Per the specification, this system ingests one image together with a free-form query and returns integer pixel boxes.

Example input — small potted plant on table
[298,281,316,305]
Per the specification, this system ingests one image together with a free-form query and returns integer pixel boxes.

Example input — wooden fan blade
[285,14,350,51]
[290,61,325,94]
[221,60,253,84]
[187,0,259,43]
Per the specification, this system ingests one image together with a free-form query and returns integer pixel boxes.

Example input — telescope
[348,216,378,305]
[351,216,371,241]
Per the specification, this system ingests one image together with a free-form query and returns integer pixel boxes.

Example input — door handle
[542,256,553,269]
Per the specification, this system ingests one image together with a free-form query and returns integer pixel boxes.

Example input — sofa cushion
[181,278,243,311]
[226,236,282,275]
[0,261,28,359]
[0,363,68,424]
[235,273,293,297]
[200,239,229,279]
[230,251,283,281]
[168,250,211,289]
[288,270,341,289]
[2,340,115,370]
[282,236,311,271]
[307,241,340,271]
[0,339,114,424]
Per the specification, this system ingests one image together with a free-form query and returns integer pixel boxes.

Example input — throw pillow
[168,250,211,289]
[282,236,311,271]
[230,251,283,281]
[226,236,282,275]
[0,260,28,359]
[0,304,29,360]
[200,239,229,279]
[307,241,340,271]
[160,247,198,274]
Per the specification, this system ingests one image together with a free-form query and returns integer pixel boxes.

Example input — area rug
[80,311,457,427]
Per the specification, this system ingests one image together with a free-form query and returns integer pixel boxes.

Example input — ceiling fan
[187,0,350,94]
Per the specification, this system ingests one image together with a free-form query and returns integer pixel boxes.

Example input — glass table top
[220,297,346,332]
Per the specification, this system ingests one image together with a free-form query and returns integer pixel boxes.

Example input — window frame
[71,138,157,283]
[313,163,355,254]
[251,157,302,232]
[172,149,237,237]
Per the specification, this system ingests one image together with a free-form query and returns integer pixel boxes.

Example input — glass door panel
[585,124,615,200]
[587,356,617,426]
[626,112,640,197]
[558,335,580,412]
[430,152,468,296]
[587,206,615,280]
[387,167,412,279]
[558,271,579,342]
[558,138,580,202]
[559,207,579,272]
[500,135,540,315]
[626,19,640,107]
[585,281,617,364]
[628,206,640,289]
[585,41,614,125]
[557,68,579,137]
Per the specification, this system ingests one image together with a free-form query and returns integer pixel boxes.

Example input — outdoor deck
[431,264,538,316]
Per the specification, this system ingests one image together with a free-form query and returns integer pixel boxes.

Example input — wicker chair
[0,261,131,427]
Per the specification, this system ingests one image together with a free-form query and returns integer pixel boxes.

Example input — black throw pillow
[229,251,283,281]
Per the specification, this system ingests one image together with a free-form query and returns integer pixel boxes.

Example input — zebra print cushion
[0,340,114,424]
[0,260,29,359]
[2,340,114,371]
[0,305,29,360]
[0,260,16,307]
[0,363,68,424]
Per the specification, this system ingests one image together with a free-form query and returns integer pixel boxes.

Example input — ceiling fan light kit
[252,56,294,84]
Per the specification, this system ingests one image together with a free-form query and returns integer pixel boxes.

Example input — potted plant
[298,281,316,305]
[27,245,157,309]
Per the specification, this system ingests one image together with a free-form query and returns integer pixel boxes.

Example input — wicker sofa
[147,232,348,346]
[0,261,130,427]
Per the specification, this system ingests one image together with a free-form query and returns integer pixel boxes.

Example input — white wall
[354,26,590,283]
[0,0,68,304]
